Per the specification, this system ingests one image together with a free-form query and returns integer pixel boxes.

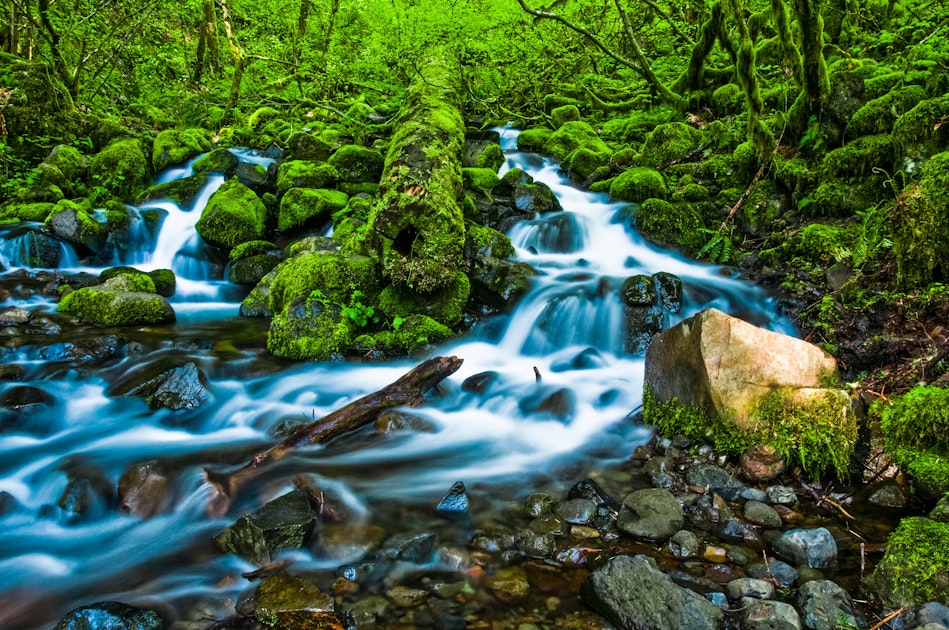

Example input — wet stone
[868,481,909,509]
[551,347,605,371]
[766,485,798,505]
[669,570,725,595]
[117,460,168,519]
[529,514,562,534]
[621,274,657,306]
[917,602,949,627]
[797,579,857,630]
[54,602,163,630]
[568,478,621,511]
[741,444,787,482]
[617,488,684,542]
[386,585,429,608]
[703,546,727,563]
[653,271,682,312]
[745,500,783,528]
[748,559,798,587]
[727,577,775,601]
[516,530,556,557]
[436,481,470,520]
[524,492,557,517]
[461,371,498,395]
[485,565,530,603]
[741,599,802,630]
[686,463,744,492]
[374,409,437,434]
[0,364,25,381]
[253,574,338,629]
[40,335,120,362]
[727,546,755,566]
[556,498,596,525]
[773,528,837,569]
[214,489,316,566]
[0,307,32,325]
[666,529,701,559]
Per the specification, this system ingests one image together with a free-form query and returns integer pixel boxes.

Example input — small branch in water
[869,608,907,630]
[533,366,542,382]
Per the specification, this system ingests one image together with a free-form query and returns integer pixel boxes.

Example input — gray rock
[739,487,768,502]
[748,559,798,587]
[214,489,316,566]
[581,554,723,630]
[436,481,469,520]
[798,579,857,630]
[556,498,597,525]
[766,485,798,505]
[918,602,949,627]
[54,601,162,630]
[741,599,802,630]
[666,529,701,559]
[686,463,744,492]
[773,528,838,568]
[726,577,775,601]
[110,361,210,410]
[745,500,783,528]
[617,488,684,541]
[868,482,909,509]
[523,493,556,518]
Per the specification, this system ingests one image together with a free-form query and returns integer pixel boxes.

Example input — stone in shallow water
[773,527,838,569]
[744,500,783,528]
[748,559,799,588]
[214,489,316,566]
[617,488,684,542]
[727,577,775,601]
[797,579,858,630]
[53,601,162,630]
[741,599,802,630]
[253,574,339,629]
[667,529,701,559]
[436,481,470,520]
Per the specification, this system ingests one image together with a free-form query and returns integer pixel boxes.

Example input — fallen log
[206,355,463,509]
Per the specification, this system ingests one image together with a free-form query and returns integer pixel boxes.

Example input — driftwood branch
[206,356,463,507]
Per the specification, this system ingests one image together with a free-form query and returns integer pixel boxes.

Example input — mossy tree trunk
[791,0,831,117]
[770,0,803,85]
[368,50,467,293]
[290,0,310,66]
[193,0,221,84]
[672,1,725,93]
[318,0,339,65]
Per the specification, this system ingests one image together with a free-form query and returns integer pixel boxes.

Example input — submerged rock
[53,601,162,630]
[741,599,802,630]
[252,574,339,629]
[117,461,169,518]
[617,488,683,541]
[215,489,317,566]
[773,528,838,569]
[581,554,723,630]
[797,579,858,630]
[436,481,470,520]
[110,361,210,410]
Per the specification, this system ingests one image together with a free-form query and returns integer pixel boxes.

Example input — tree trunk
[318,0,339,64]
[290,0,310,66]
[193,0,220,83]
[792,0,830,115]
[673,1,725,93]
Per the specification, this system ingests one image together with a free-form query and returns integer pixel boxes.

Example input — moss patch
[865,517,949,607]
[152,128,210,170]
[278,188,348,233]
[89,138,149,200]
[517,127,553,152]
[636,198,706,254]
[276,161,339,196]
[328,145,385,184]
[610,167,668,202]
[639,122,703,168]
[196,178,268,250]
[541,121,609,162]
[889,151,949,288]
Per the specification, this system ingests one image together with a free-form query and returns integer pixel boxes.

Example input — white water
[0,133,793,627]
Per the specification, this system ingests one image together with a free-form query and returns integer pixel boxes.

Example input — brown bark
[205,356,464,507]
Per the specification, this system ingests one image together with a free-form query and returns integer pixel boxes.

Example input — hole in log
[393,226,419,256]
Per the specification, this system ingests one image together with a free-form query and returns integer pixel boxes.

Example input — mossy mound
[287,132,333,162]
[328,145,385,184]
[846,85,928,138]
[230,240,279,261]
[192,148,239,175]
[889,151,949,288]
[265,250,377,315]
[196,178,268,250]
[541,121,610,162]
[517,127,554,153]
[639,122,703,168]
[45,199,109,255]
[822,134,894,178]
[636,198,706,254]
[58,282,175,326]
[378,271,470,326]
[550,104,581,129]
[810,180,872,217]
[267,297,356,361]
[474,143,504,172]
[98,267,176,297]
[864,517,949,607]
[136,173,211,206]
[893,96,949,168]
[610,167,668,202]
[89,138,150,201]
[711,83,744,116]
[152,129,210,170]
[563,146,611,181]
[278,188,348,233]
[276,161,339,196]
[44,145,87,182]
[374,314,453,355]
[881,384,949,498]
[462,168,501,192]
[0,202,56,223]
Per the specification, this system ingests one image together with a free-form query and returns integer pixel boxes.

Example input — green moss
[147,269,176,297]
[462,168,501,192]
[196,178,268,250]
[865,517,949,607]
[136,173,210,206]
[339,182,379,196]
[889,152,949,288]
[793,223,852,260]
[564,147,612,181]
[248,107,281,131]
[863,71,903,100]
[517,127,553,152]
[466,223,515,259]
[152,128,210,170]
[378,271,470,326]
[475,143,505,172]
[89,138,149,200]
[637,198,706,253]
[278,188,349,233]
[822,134,894,179]
[774,156,819,205]
[192,148,238,174]
[328,145,385,184]
[230,240,279,262]
[672,183,711,203]
[58,286,174,325]
[600,108,674,144]
[541,121,610,162]
[98,266,156,291]
[0,202,55,222]
[639,122,703,169]
[847,85,928,138]
[711,83,745,116]
[882,385,949,452]
[276,160,340,195]
[893,96,949,167]
[44,144,86,181]
[609,167,668,202]
[375,314,453,354]
[44,199,109,251]
[267,250,377,315]
[550,104,581,129]
[267,297,356,361]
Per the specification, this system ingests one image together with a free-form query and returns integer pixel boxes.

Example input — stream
[0,129,794,628]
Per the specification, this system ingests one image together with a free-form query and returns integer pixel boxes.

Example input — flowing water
[0,132,794,627]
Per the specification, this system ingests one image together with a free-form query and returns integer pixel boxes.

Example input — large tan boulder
[644,308,856,476]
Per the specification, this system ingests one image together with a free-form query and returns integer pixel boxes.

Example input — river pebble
[727,577,775,600]
[773,527,838,568]
[766,485,799,505]
[748,559,799,587]
[741,599,802,630]
[797,579,858,630]
[745,499,783,528]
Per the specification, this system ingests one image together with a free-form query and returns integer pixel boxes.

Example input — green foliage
[889,151,949,288]
[882,385,949,451]
[609,167,668,202]
[696,228,734,263]
[342,289,379,328]
[865,517,949,607]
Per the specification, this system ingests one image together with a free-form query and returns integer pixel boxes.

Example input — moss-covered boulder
[822,134,894,178]
[58,276,175,326]
[45,199,109,256]
[462,168,501,192]
[893,96,949,168]
[276,160,339,196]
[328,144,384,184]
[889,151,949,288]
[864,517,949,607]
[880,385,949,498]
[98,267,175,298]
[541,121,610,162]
[43,145,87,182]
[136,173,210,206]
[267,296,356,360]
[278,188,348,233]
[551,104,581,129]
[0,202,56,223]
[635,198,706,254]
[378,271,469,326]
[711,83,745,116]
[639,122,703,168]
[517,127,554,153]
[287,131,333,162]
[152,129,210,170]
[254,250,377,317]
[196,178,268,250]
[192,148,239,175]
[846,85,928,138]
[369,53,467,293]
[89,138,150,200]
[228,241,282,286]
[564,146,612,181]
[374,314,453,355]
[644,308,855,477]
[610,167,668,202]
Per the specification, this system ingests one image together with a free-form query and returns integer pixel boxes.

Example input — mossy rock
[671,183,711,203]
[230,240,279,262]
[147,269,177,297]
[863,71,904,100]
[794,223,853,260]
[846,85,929,138]
[774,156,820,205]
[563,147,611,181]
[465,223,515,260]
[462,168,501,192]
[0,202,55,223]
[287,132,332,162]
[248,107,281,131]
[639,122,703,169]
[636,198,706,254]
[475,143,505,172]
[276,161,339,196]
[378,271,470,326]
[711,83,745,117]
[375,314,453,355]
[822,134,894,178]
[810,180,872,218]
[230,253,282,286]
[328,145,384,184]
[89,138,150,201]
[43,145,87,182]
[278,188,349,234]
[893,96,949,169]
[196,178,268,250]
[152,129,210,170]
[267,297,356,360]
[517,127,553,153]
[192,148,239,175]
[136,173,210,206]
[889,151,949,287]
[58,284,175,326]
[551,104,581,129]
[266,250,377,315]
[864,517,949,607]
[610,167,668,202]
[340,182,379,197]
[881,384,949,497]
[541,121,609,162]
[735,180,783,236]
[600,108,674,144]
[45,199,108,255]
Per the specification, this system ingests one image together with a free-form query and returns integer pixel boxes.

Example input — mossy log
[368,51,466,293]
